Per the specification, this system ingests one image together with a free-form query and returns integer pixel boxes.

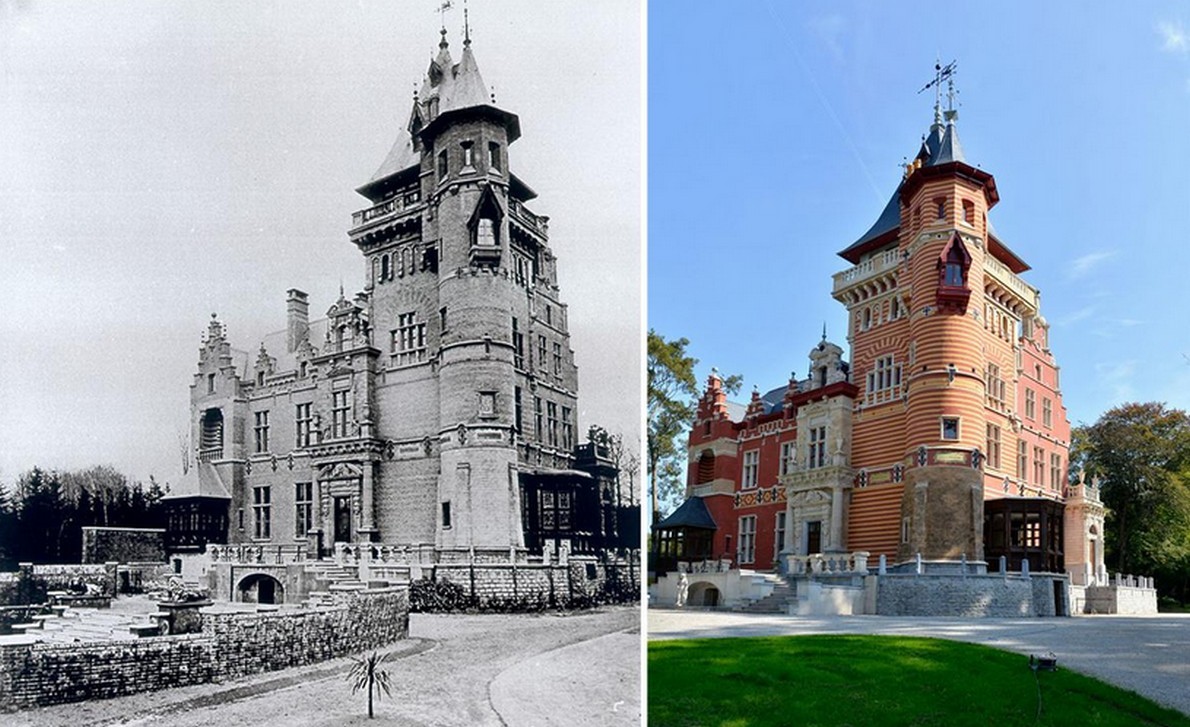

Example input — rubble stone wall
[431,557,638,606]
[0,587,409,711]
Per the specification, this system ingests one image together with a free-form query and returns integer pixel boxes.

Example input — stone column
[308,471,324,555]
[828,485,845,552]
[783,500,795,553]
[360,461,377,541]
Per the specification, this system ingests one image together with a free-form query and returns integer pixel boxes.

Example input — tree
[348,651,393,719]
[647,330,740,519]
[587,425,641,506]
[1076,402,1190,587]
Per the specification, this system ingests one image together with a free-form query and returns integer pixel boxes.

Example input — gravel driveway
[6,605,640,727]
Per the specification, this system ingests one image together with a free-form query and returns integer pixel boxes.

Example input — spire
[821,322,827,342]
[463,0,471,47]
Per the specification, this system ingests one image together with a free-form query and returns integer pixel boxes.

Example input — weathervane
[438,1,453,30]
[918,59,957,124]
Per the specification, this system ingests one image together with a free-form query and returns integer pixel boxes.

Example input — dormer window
[936,233,972,312]
[468,185,504,264]
[477,218,496,247]
[944,261,964,286]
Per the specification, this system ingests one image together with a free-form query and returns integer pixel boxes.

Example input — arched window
[381,254,391,281]
[696,451,716,484]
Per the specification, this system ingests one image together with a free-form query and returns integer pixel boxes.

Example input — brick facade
[662,92,1095,583]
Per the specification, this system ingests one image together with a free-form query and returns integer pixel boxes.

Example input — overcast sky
[0,0,641,489]
[650,2,1190,433]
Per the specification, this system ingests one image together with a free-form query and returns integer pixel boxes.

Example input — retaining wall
[875,574,1035,617]
[432,556,638,607]
[0,564,119,606]
[82,528,165,565]
[0,586,409,711]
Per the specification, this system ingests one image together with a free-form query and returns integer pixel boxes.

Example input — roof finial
[463,0,471,46]
[944,69,959,124]
[438,0,452,34]
[822,321,827,342]
[918,58,956,127]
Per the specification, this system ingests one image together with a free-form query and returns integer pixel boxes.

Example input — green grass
[648,635,1190,727]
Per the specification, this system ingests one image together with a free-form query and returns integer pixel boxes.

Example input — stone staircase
[301,561,365,607]
[728,573,797,614]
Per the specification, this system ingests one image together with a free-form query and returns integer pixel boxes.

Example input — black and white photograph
[0,1,642,724]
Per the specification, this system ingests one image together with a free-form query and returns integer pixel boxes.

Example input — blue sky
[649,2,1190,429]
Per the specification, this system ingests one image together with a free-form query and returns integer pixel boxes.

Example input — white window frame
[741,450,759,489]
[808,426,827,469]
[738,515,756,565]
[774,511,787,558]
[940,417,960,441]
[779,442,795,475]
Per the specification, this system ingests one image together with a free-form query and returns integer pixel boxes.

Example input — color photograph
[647,3,1190,725]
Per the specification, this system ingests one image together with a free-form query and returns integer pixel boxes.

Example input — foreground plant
[347,651,393,719]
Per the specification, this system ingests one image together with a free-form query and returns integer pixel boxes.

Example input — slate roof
[161,462,232,500]
[655,497,717,531]
[841,119,969,260]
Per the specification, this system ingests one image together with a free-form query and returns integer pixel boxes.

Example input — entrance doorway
[334,496,352,542]
[806,521,822,554]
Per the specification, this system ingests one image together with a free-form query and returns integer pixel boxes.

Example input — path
[649,609,1190,716]
[6,606,639,727]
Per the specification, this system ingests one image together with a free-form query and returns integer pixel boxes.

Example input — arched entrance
[687,581,720,608]
[237,573,285,604]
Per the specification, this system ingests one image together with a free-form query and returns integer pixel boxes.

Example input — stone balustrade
[676,558,732,574]
[785,551,870,577]
[832,248,900,295]
[206,543,308,565]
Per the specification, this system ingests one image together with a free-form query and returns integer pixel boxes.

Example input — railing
[351,188,421,228]
[334,542,437,568]
[832,248,900,294]
[785,551,870,577]
[206,543,309,565]
[676,558,733,574]
[196,447,221,463]
[983,255,1040,310]
[509,198,549,237]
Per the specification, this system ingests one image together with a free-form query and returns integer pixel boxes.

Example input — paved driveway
[649,609,1190,716]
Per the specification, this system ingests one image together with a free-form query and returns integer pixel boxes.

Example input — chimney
[286,289,309,352]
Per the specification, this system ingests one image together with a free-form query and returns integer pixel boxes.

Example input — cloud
[1095,360,1137,403]
[1066,250,1116,280]
[809,13,846,60]
[1055,305,1095,327]
[1158,20,1188,53]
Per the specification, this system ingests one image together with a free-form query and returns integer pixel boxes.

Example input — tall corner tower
[347,27,579,559]
[833,67,1057,570]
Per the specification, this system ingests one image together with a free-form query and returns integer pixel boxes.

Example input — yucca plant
[347,651,393,719]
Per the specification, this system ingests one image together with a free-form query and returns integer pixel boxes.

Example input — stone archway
[687,581,720,608]
[237,573,285,605]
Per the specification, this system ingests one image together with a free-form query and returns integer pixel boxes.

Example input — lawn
[649,635,1190,727]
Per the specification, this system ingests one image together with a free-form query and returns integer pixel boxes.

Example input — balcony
[509,198,549,238]
[350,188,421,230]
[983,255,1040,313]
[832,248,900,301]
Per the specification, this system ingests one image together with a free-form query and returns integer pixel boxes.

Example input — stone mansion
[163,28,628,567]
